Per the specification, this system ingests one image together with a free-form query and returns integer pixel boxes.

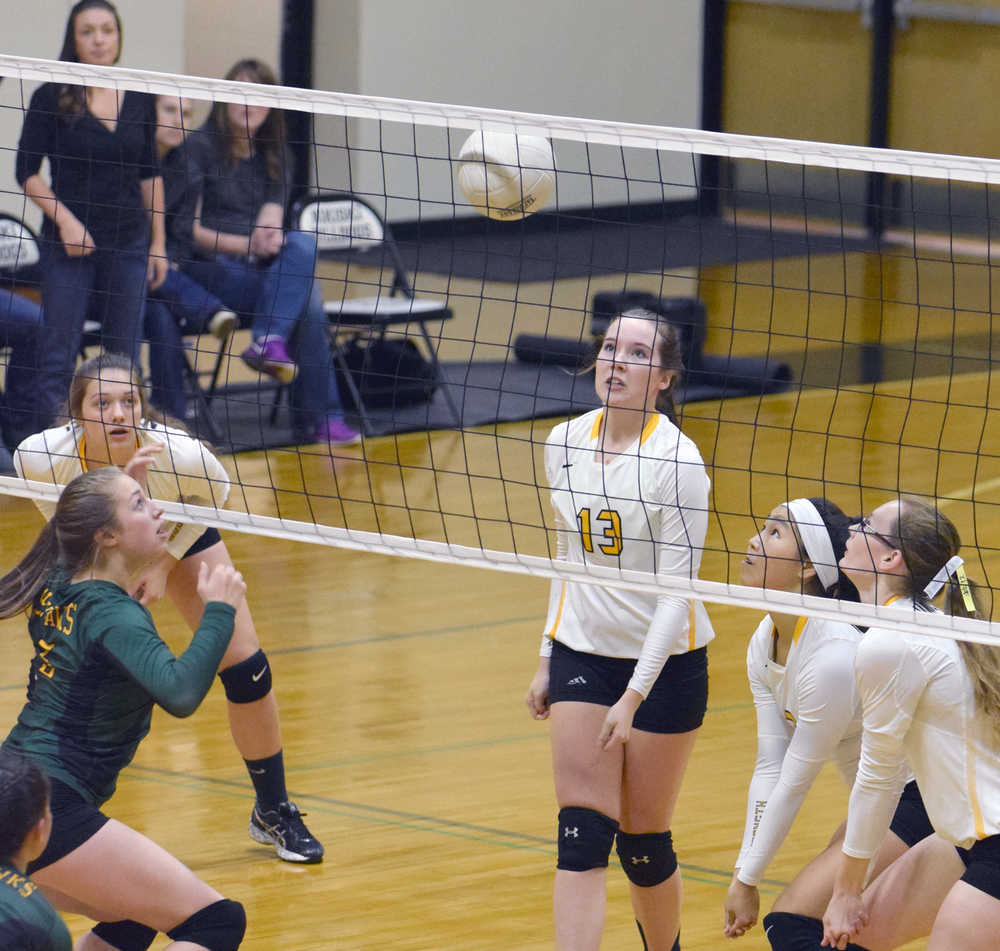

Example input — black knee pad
[556,806,619,871]
[762,911,870,951]
[91,919,157,951]
[616,829,678,887]
[219,649,272,704]
[167,899,246,951]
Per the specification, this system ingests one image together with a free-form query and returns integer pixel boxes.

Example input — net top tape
[2,475,996,648]
[3,53,1000,186]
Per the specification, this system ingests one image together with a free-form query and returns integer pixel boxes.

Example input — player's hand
[249,224,283,259]
[724,877,759,938]
[147,242,168,290]
[196,561,246,610]
[598,689,642,750]
[131,552,177,606]
[123,442,164,487]
[821,891,869,949]
[59,216,96,257]
[525,658,551,719]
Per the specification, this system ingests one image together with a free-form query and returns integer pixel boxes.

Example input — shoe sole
[241,355,299,385]
[248,819,324,864]
[209,313,238,341]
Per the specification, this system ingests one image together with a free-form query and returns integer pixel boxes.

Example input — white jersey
[735,614,863,886]
[844,599,1000,857]
[540,408,714,698]
[15,420,231,561]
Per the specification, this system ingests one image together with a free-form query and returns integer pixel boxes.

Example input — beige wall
[183,0,281,82]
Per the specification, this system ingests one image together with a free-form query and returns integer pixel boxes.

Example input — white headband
[785,498,840,591]
[924,555,965,599]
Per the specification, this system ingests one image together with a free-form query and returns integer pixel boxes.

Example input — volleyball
[456,131,555,221]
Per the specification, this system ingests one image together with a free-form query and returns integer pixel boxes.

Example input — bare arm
[140,175,168,289]
[23,173,94,257]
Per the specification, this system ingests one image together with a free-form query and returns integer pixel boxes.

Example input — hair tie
[955,562,976,614]
[924,555,964,600]
[784,499,839,591]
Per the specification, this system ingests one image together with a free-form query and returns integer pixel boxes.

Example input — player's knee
[167,899,246,951]
[556,806,619,871]
[616,829,677,887]
[90,919,157,951]
[219,649,271,703]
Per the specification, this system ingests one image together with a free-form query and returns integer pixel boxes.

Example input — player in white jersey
[724,497,864,939]
[820,498,1000,951]
[524,308,713,951]
[14,353,323,877]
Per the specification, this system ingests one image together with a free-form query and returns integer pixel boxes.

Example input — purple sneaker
[315,418,361,446]
[241,335,298,384]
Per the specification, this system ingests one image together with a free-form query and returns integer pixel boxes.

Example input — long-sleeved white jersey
[735,614,863,885]
[843,602,1000,857]
[539,408,714,698]
[15,420,231,561]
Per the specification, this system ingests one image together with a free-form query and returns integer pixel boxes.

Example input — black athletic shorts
[182,526,222,559]
[27,777,109,874]
[956,834,1000,900]
[548,640,708,734]
[888,780,934,847]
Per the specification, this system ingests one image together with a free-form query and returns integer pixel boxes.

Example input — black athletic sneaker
[249,801,324,863]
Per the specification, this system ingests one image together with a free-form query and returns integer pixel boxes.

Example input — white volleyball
[456,131,555,221]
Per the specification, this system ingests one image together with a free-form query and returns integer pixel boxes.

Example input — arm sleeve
[842,631,923,859]
[15,86,54,185]
[540,431,569,657]
[13,434,63,524]
[739,641,861,884]
[98,601,235,717]
[627,450,709,697]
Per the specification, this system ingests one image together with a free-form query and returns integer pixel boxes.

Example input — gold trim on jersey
[792,615,808,644]
[78,432,142,472]
[545,583,567,641]
[588,410,662,447]
[966,734,987,840]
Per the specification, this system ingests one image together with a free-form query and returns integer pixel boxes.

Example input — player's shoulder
[547,410,599,448]
[14,425,79,475]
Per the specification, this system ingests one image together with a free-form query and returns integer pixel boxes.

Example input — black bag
[335,337,439,410]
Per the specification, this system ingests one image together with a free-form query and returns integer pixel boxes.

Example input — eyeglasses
[854,515,900,551]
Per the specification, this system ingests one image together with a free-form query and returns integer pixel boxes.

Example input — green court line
[124,762,785,893]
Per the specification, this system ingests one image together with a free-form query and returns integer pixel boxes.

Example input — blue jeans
[37,237,148,430]
[0,288,43,445]
[182,231,343,434]
[144,267,227,420]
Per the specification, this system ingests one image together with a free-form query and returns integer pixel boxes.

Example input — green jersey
[0,863,71,950]
[3,573,234,806]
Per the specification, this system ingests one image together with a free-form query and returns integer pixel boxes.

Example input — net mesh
[1,53,999,640]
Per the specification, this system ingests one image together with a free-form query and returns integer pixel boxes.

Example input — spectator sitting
[0,289,42,471]
[180,58,360,446]
[144,94,237,421]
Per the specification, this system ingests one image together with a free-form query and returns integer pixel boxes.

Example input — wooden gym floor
[2,248,995,949]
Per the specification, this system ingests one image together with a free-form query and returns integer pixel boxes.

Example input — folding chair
[292,191,461,436]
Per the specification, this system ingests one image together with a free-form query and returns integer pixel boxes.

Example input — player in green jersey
[0,465,247,950]
[0,750,71,951]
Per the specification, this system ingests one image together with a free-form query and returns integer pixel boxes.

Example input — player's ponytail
[0,468,121,618]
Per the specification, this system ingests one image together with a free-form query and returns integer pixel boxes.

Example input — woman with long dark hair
[724,498,864,939]
[178,58,358,445]
[15,0,167,433]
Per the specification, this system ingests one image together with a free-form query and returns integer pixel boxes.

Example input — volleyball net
[1,53,999,641]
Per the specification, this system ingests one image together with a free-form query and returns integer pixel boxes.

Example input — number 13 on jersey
[577,506,623,556]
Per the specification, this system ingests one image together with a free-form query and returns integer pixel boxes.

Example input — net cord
[2,476,996,647]
[2,53,1000,185]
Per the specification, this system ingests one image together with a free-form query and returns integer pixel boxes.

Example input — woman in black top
[180,58,359,446]
[15,0,166,432]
